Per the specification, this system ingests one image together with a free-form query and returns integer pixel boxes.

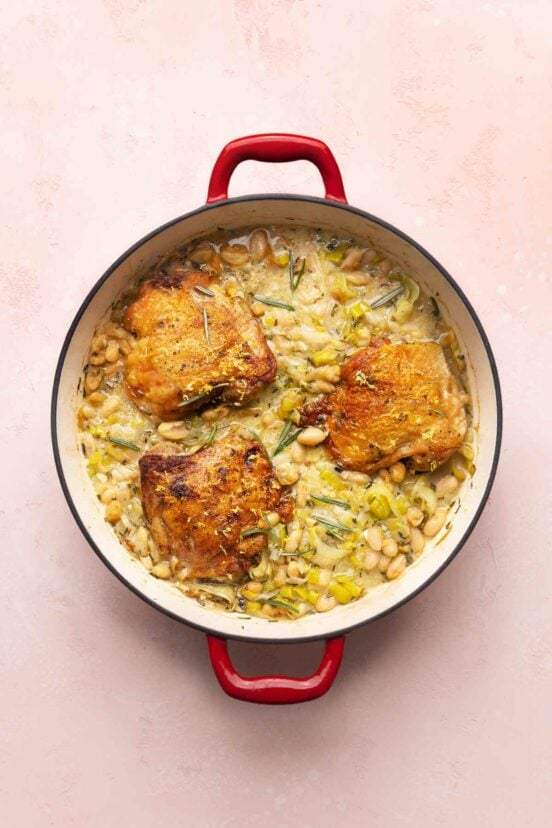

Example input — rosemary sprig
[288,250,295,293]
[293,258,306,291]
[193,285,215,296]
[261,598,300,613]
[312,514,353,533]
[203,424,217,446]
[241,527,272,539]
[108,437,141,452]
[272,420,292,456]
[253,294,295,312]
[273,427,304,456]
[430,408,446,417]
[249,430,272,464]
[203,308,210,345]
[311,494,351,510]
[370,284,404,309]
[177,391,210,407]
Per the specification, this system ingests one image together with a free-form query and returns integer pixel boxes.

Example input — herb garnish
[311,494,351,510]
[291,257,306,291]
[203,308,210,345]
[193,285,215,296]
[273,427,304,456]
[177,391,210,407]
[430,408,446,417]
[108,437,141,452]
[370,285,404,309]
[272,420,292,456]
[241,527,272,539]
[312,514,353,533]
[261,598,299,613]
[253,295,295,312]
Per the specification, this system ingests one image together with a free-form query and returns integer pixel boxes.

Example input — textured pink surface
[1,1,551,825]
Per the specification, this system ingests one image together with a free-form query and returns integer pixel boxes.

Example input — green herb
[288,250,295,292]
[272,420,292,456]
[370,285,404,309]
[249,430,272,464]
[272,428,304,456]
[202,308,211,345]
[430,297,441,318]
[261,598,300,613]
[326,528,346,541]
[177,391,210,407]
[312,514,353,533]
[193,285,215,296]
[241,527,272,539]
[292,257,306,291]
[430,408,446,417]
[203,425,217,446]
[253,294,295,312]
[108,437,141,452]
[311,494,351,510]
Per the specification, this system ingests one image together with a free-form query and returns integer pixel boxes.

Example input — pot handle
[206,133,347,204]
[206,635,345,704]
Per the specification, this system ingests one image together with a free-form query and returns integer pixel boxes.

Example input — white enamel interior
[54,197,500,642]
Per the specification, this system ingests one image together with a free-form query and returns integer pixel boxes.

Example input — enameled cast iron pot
[52,134,502,704]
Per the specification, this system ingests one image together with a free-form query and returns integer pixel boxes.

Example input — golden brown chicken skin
[302,339,468,473]
[139,435,293,580]
[123,269,276,419]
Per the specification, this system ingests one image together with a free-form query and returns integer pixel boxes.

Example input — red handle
[207,635,345,704]
[206,133,347,204]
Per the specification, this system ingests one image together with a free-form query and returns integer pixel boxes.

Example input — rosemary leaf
[203,308,210,345]
[311,494,351,510]
[271,420,292,456]
[261,598,299,613]
[370,285,404,309]
[193,285,215,296]
[108,437,141,452]
[312,514,353,533]
[253,294,295,312]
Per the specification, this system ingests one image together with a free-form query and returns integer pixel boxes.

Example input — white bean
[366,526,383,552]
[423,509,447,537]
[382,538,399,558]
[406,507,424,527]
[157,421,189,440]
[276,462,299,486]
[297,427,328,446]
[316,595,337,612]
[436,475,459,497]
[284,528,302,554]
[363,550,380,572]
[387,554,406,580]
[410,527,425,554]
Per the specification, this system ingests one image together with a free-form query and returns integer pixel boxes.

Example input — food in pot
[302,339,468,473]
[139,437,293,579]
[77,226,475,620]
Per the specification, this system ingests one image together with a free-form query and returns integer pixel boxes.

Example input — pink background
[1,1,551,825]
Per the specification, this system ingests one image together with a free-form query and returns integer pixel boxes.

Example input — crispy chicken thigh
[302,339,468,473]
[123,270,276,419]
[139,436,293,579]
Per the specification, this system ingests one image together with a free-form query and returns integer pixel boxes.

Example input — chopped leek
[320,468,347,491]
[393,298,414,323]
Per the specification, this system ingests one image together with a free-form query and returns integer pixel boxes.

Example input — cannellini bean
[251,301,265,317]
[100,487,117,504]
[92,334,108,352]
[284,527,302,553]
[87,391,104,406]
[366,526,383,552]
[262,603,279,618]
[341,470,371,485]
[189,243,213,264]
[436,475,459,497]
[156,421,189,441]
[89,352,106,366]
[389,462,406,483]
[287,560,300,578]
[361,248,377,266]
[378,554,391,573]
[423,509,447,537]
[410,527,425,555]
[220,244,250,266]
[141,555,153,571]
[295,482,308,508]
[260,511,280,528]
[78,403,95,420]
[102,396,120,416]
[105,342,120,363]
[376,259,391,277]
[274,566,287,587]
[341,247,364,271]
[105,501,122,523]
[382,538,399,558]
[170,555,179,574]
[245,581,263,595]
[290,441,306,463]
[378,469,391,484]
[406,507,424,527]
[133,526,149,556]
[316,595,337,612]
[249,229,269,262]
[317,569,332,587]
[315,365,341,383]
[151,562,171,579]
[346,271,373,286]
[297,427,328,446]
[276,462,299,486]
[363,550,380,571]
[84,369,102,393]
[261,410,275,427]
[387,554,406,580]
[311,380,335,394]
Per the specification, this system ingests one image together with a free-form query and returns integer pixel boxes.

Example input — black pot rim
[51,194,503,644]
